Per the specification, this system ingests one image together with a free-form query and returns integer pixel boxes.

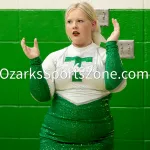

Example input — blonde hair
[65,2,106,46]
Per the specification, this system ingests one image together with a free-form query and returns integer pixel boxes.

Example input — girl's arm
[30,56,51,102]
[105,41,127,92]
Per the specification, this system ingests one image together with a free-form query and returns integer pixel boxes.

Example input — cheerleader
[21,2,126,150]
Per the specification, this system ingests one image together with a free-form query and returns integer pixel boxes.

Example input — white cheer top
[42,42,125,105]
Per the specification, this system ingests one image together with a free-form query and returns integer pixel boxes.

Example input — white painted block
[91,0,143,9]
[144,0,150,8]
[0,0,18,9]
[0,0,144,9]
[18,0,143,9]
[19,0,92,9]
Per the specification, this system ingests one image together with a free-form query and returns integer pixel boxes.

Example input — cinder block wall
[0,0,149,150]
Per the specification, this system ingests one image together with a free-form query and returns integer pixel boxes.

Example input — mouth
[72,31,80,36]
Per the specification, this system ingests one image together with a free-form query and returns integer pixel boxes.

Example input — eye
[67,20,72,24]
[78,20,84,23]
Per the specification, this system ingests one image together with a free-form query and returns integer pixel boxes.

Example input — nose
[72,21,78,29]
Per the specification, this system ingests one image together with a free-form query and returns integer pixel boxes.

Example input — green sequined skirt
[40,93,114,150]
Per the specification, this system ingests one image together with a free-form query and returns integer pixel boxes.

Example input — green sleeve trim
[30,56,42,66]
[105,41,124,91]
[29,57,51,102]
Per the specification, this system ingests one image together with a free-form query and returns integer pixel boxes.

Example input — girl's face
[65,8,96,47]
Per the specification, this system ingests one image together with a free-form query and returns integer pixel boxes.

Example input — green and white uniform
[30,41,126,150]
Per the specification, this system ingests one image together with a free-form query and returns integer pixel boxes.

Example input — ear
[91,20,97,31]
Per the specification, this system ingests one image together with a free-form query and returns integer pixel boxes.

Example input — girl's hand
[107,18,120,42]
[21,38,40,59]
